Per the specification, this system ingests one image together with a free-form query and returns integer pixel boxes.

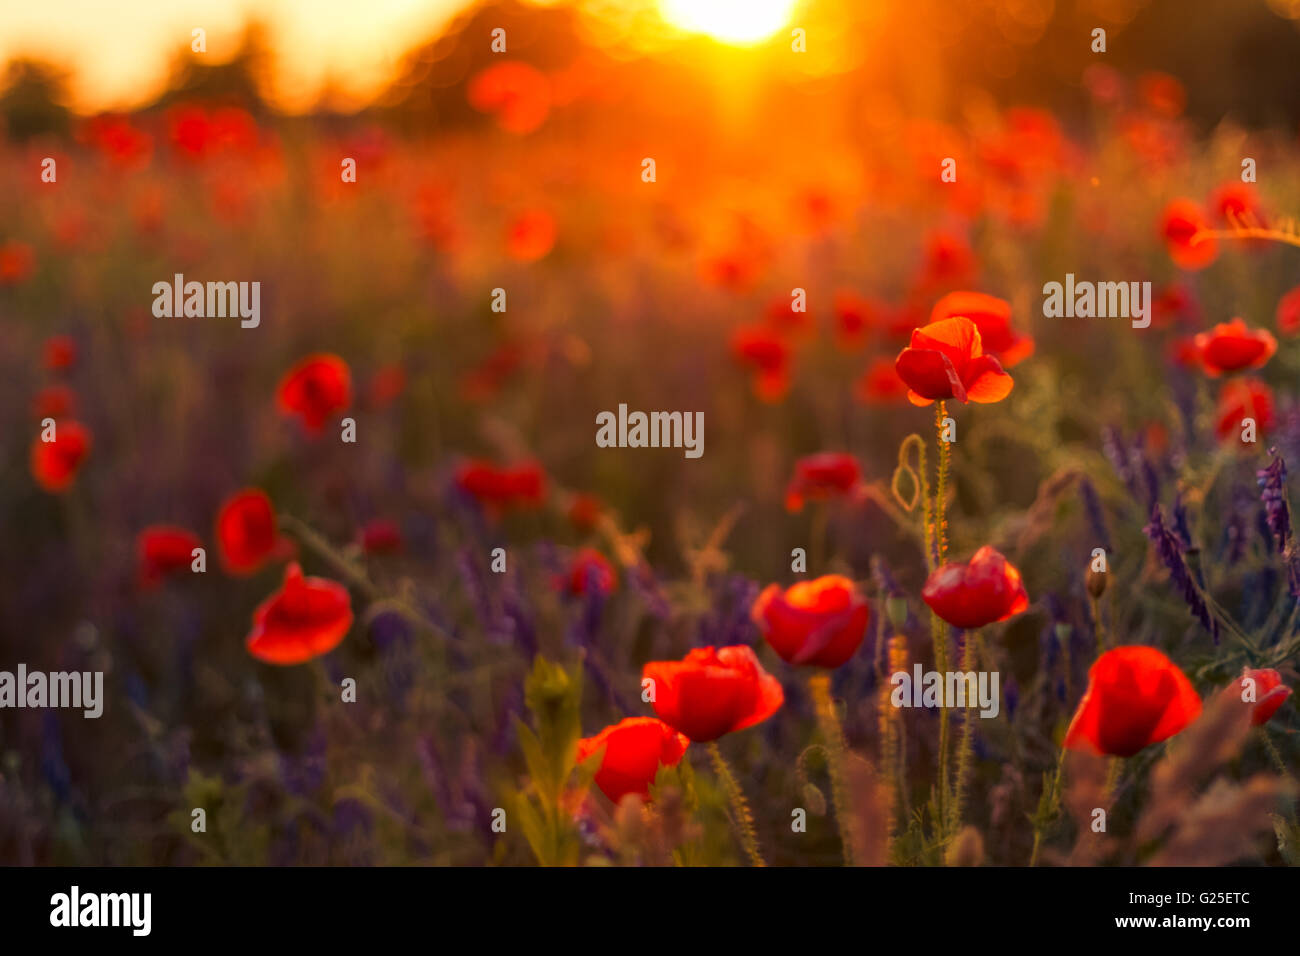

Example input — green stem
[1029,748,1067,867]
[809,673,856,866]
[934,401,949,566]
[949,630,976,833]
[707,742,766,867]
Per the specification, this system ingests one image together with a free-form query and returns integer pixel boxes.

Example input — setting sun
[660,0,798,45]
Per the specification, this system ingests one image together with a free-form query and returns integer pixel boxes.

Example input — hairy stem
[809,673,856,865]
[949,630,977,833]
[707,742,766,867]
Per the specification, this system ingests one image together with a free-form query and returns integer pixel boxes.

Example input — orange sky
[0,0,471,112]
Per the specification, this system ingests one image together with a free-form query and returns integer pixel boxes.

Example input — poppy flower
[567,493,603,533]
[922,545,1029,630]
[1064,646,1202,757]
[642,645,784,742]
[894,316,1014,406]
[245,563,353,665]
[784,452,861,512]
[763,295,813,337]
[467,61,551,134]
[505,209,556,262]
[31,385,76,420]
[575,717,689,804]
[833,291,880,351]
[751,575,869,669]
[916,230,977,290]
[276,354,352,433]
[730,325,791,402]
[1210,182,1266,228]
[43,336,77,371]
[0,240,35,285]
[216,488,282,575]
[1214,378,1274,443]
[30,420,90,492]
[1137,72,1186,117]
[560,547,617,596]
[367,363,407,409]
[1276,286,1300,336]
[1160,199,1218,271]
[137,525,202,589]
[359,519,403,555]
[1223,667,1292,726]
[929,291,1034,367]
[455,459,547,512]
[853,356,910,404]
[1192,318,1276,376]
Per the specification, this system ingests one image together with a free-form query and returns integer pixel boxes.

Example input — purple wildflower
[1143,504,1220,642]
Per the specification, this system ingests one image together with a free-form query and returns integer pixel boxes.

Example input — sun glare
[660,0,798,45]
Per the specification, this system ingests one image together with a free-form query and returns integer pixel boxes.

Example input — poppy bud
[1086,566,1108,599]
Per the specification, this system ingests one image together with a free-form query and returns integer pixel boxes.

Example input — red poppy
[763,294,813,337]
[137,525,202,589]
[575,717,689,804]
[1192,318,1276,376]
[246,563,353,665]
[367,363,407,408]
[31,385,76,420]
[360,519,403,555]
[1160,199,1218,271]
[467,61,551,134]
[30,420,90,493]
[1276,286,1300,336]
[1137,72,1186,117]
[894,316,1014,406]
[1222,667,1292,727]
[922,545,1029,629]
[832,291,881,351]
[916,230,977,290]
[730,324,792,402]
[1065,646,1202,757]
[276,354,352,433]
[642,645,784,742]
[1209,182,1266,228]
[0,240,35,285]
[929,291,1034,367]
[784,452,861,513]
[1153,282,1201,328]
[216,488,282,575]
[455,459,547,511]
[167,105,212,159]
[80,114,152,167]
[506,209,556,262]
[568,492,603,533]
[43,336,77,371]
[1214,378,1274,442]
[751,575,869,669]
[560,548,617,596]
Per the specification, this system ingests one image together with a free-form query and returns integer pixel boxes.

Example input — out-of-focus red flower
[853,356,910,404]
[360,519,403,555]
[42,335,77,371]
[1160,199,1218,271]
[467,61,551,134]
[31,384,76,420]
[575,717,689,804]
[1065,646,1201,757]
[0,240,35,285]
[832,290,881,351]
[505,209,556,262]
[1152,282,1201,328]
[1276,286,1300,336]
[1138,72,1186,117]
[276,354,352,433]
[458,341,529,402]
[1221,667,1292,727]
[1214,378,1274,442]
[216,488,282,575]
[922,545,1028,629]
[894,316,1013,406]
[246,562,353,665]
[1209,182,1266,228]
[929,291,1034,368]
[30,420,90,493]
[137,525,202,589]
[1082,63,1124,108]
[81,114,153,167]
[568,493,603,533]
[763,294,813,337]
[455,459,547,511]
[560,547,617,596]
[784,452,860,513]
[751,575,869,669]
[1192,318,1276,376]
[730,324,791,402]
[368,363,407,408]
[168,105,212,159]
[916,230,977,290]
[642,645,784,742]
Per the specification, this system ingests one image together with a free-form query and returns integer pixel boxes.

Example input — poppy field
[6,0,1300,870]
